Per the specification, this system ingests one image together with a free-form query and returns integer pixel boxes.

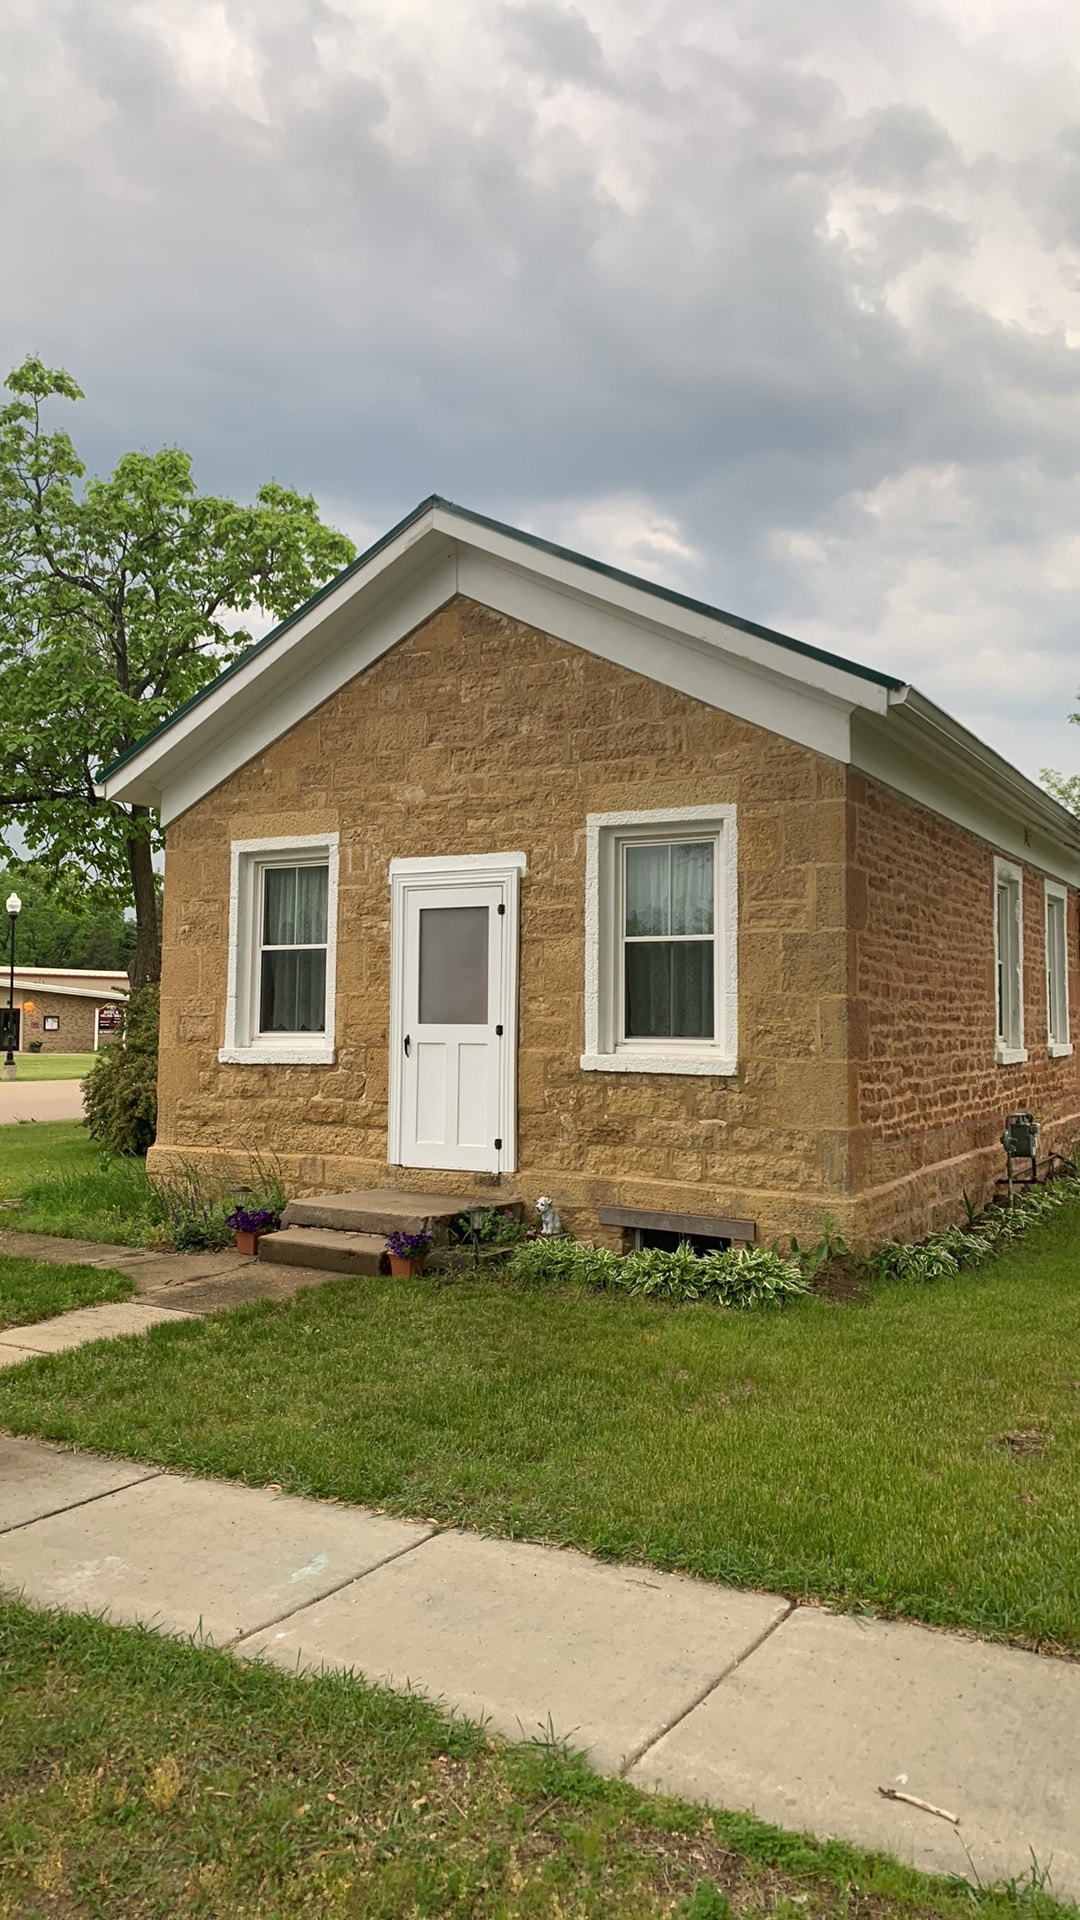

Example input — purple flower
[226,1206,279,1235]
[385,1229,433,1259]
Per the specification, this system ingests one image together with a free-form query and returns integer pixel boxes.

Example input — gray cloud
[2,0,1080,776]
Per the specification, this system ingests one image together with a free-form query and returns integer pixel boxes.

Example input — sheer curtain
[624,841,714,1040]
[260,865,328,1033]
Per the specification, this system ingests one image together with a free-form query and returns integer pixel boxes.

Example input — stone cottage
[99,499,1080,1250]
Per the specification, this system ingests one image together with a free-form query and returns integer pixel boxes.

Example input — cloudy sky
[4,0,1080,781]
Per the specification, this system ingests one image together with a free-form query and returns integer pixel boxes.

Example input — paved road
[0,1079,85,1123]
[0,1431,1076,1898]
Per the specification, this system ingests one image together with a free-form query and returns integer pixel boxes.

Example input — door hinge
[497,902,506,915]
[494,1137,502,1150]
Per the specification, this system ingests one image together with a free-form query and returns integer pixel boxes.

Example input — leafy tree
[1041,766,1080,816]
[0,869,137,971]
[0,358,356,989]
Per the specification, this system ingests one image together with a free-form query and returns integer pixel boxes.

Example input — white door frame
[388,851,526,1173]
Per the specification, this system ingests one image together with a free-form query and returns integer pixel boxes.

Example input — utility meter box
[1002,1111,1040,1160]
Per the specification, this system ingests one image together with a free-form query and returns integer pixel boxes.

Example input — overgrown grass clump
[1,1600,1073,1920]
[1,1124,288,1253]
[0,1254,134,1330]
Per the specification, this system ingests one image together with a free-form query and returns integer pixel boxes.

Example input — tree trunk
[126,812,161,991]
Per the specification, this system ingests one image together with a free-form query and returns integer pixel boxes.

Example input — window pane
[670,842,714,935]
[625,941,714,1040]
[263,867,296,946]
[260,949,326,1033]
[418,905,489,1025]
[625,844,671,936]
[295,865,328,944]
[1048,895,1067,1041]
[263,865,327,946]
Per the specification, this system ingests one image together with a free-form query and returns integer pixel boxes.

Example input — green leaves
[506,1236,810,1308]
[0,356,356,981]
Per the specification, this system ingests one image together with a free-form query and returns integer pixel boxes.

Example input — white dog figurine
[535,1195,562,1237]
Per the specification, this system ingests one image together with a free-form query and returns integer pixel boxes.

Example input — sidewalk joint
[0,1467,165,1537]
[227,1525,441,1652]
[619,1599,797,1776]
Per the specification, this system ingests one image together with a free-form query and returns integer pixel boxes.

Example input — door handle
[403,1033,411,1057]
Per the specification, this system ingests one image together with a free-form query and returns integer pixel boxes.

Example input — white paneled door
[389,856,523,1174]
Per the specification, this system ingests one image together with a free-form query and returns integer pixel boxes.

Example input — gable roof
[97,495,1080,883]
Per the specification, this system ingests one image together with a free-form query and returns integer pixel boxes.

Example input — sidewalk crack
[619,1600,797,1777]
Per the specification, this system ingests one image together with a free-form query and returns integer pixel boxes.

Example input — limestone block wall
[848,773,1080,1241]
[154,595,855,1246]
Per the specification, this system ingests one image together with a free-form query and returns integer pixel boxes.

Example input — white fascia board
[455,549,858,763]
[138,545,456,824]
[444,510,892,718]
[99,503,896,819]
[99,509,450,813]
[14,983,127,1002]
[853,696,1080,884]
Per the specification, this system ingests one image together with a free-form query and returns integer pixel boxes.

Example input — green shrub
[507,1237,808,1309]
[82,985,158,1156]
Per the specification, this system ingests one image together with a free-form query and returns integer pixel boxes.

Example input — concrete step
[257,1227,386,1275]
[281,1188,509,1236]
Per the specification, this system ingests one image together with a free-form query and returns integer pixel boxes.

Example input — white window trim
[993,856,1027,1066]
[220,834,339,1065]
[387,851,526,1172]
[1045,878,1072,1057]
[581,806,738,1076]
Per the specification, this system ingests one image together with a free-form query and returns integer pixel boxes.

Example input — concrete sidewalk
[0,1231,353,1367]
[1,1433,1077,1900]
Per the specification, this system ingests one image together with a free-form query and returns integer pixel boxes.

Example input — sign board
[43,1015,60,1032]
[96,1005,122,1034]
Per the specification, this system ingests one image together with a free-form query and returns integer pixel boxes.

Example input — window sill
[580,1051,738,1077]
[218,1043,336,1066]
[1048,1041,1074,1059]
[994,1044,1028,1066]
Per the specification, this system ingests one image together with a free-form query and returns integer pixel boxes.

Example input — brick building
[2,969,127,1055]
[99,499,1080,1250]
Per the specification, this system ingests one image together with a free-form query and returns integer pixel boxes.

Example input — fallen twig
[878,1787,959,1825]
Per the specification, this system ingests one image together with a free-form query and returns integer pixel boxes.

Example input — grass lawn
[1,1601,1072,1920]
[0,1118,99,1199]
[0,1120,159,1247]
[1,1208,1076,1653]
[0,1253,133,1330]
[7,1051,96,1081]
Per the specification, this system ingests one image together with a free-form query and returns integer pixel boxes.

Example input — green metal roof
[100,493,904,782]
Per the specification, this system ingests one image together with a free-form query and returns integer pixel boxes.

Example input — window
[259,864,328,1035]
[993,858,1026,1065]
[220,835,339,1064]
[582,807,737,1075]
[622,840,715,1040]
[1045,881,1071,1057]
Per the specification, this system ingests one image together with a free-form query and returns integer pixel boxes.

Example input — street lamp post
[4,893,21,1081]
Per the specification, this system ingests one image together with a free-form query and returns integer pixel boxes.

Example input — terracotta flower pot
[388,1252,426,1277]
[235,1229,260,1257]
